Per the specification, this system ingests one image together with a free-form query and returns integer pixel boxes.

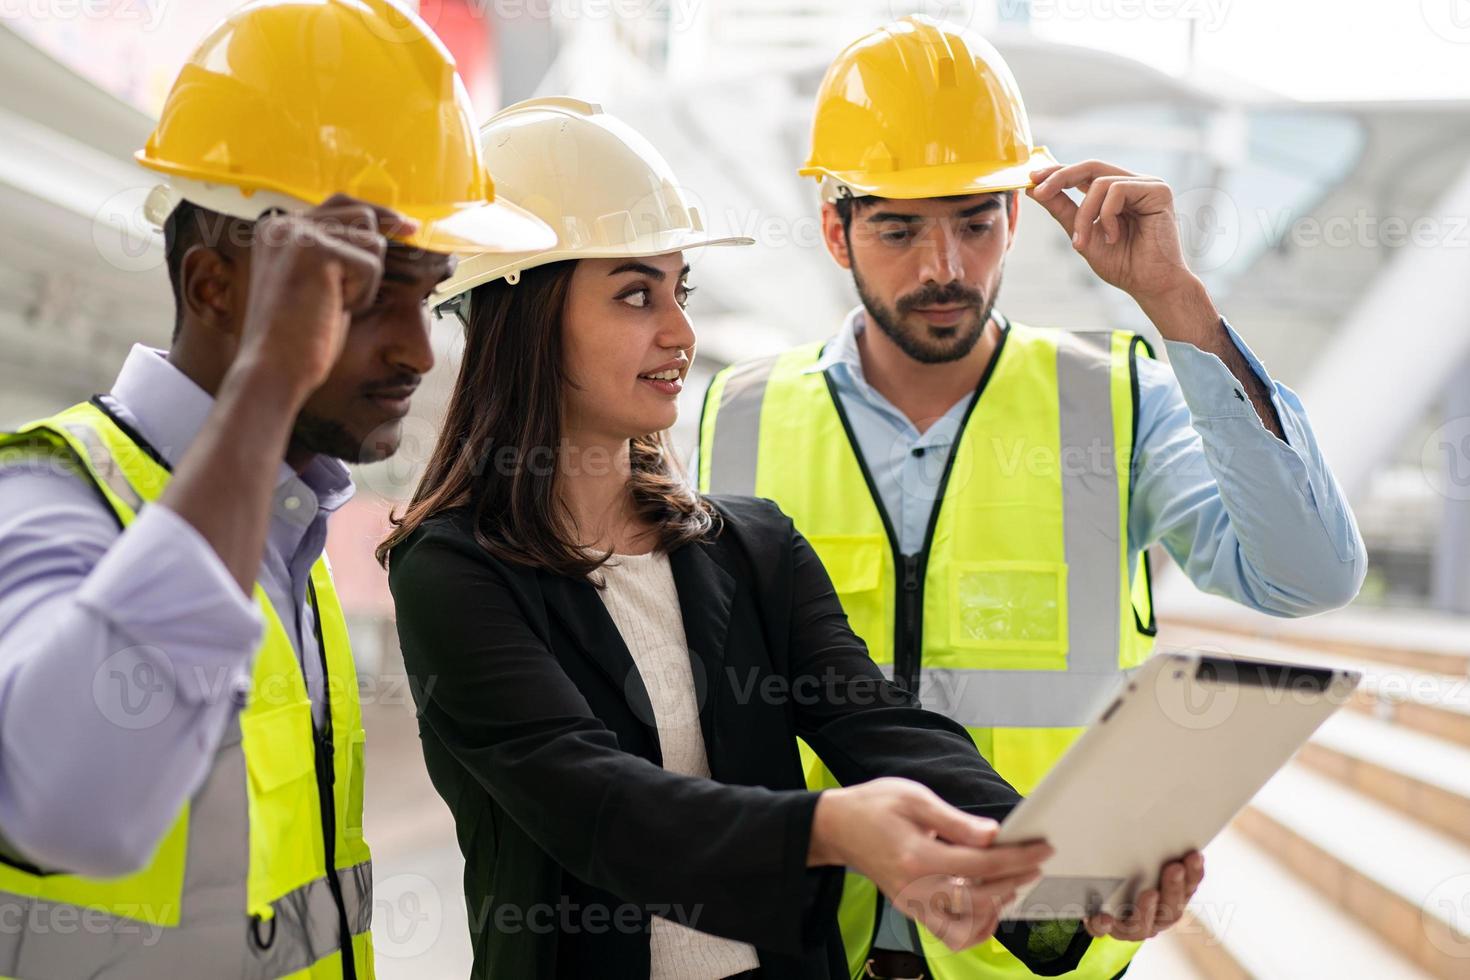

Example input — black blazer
[389,495,1091,979]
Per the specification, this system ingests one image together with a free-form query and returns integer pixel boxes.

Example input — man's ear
[180,244,239,335]
[820,201,852,270]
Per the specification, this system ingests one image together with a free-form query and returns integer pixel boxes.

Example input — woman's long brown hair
[376,259,720,578]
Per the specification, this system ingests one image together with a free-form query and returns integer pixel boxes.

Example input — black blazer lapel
[668,540,736,767]
[538,570,662,762]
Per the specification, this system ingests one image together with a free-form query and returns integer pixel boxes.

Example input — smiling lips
[638,362,685,395]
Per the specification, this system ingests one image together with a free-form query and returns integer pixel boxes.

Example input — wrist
[221,353,314,415]
[1133,273,1220,348]
[808,789,851,868]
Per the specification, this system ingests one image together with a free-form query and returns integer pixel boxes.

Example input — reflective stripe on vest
[699,323,1155,980]
[0,402,373,980]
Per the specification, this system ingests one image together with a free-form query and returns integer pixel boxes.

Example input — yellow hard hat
[799,15,1056,201]
[136,0,555,255]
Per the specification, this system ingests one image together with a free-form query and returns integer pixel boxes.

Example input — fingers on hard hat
[1028,180,1081,238]
[316,193,420,239]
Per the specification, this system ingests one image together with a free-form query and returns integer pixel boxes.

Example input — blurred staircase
[1139,604,1470,979]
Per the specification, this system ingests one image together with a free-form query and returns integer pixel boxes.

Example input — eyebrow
[865,198,1003,224]
[607,261,692,281]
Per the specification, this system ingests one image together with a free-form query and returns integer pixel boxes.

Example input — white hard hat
[433,97,753,307]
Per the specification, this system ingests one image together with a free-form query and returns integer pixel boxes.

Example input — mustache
[361,373,422,395]
[896,282,985,315]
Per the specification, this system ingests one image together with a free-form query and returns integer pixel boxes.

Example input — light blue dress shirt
[814,306,1365,611]
[0,345,353,877]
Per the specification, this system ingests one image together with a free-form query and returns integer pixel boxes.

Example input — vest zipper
[820,321,1013,962]
[896,554,923,694]
[818,324,1011,700]
[308,580,357,980]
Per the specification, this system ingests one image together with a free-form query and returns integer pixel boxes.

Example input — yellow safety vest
[699,323,1156,980]
[0,399,374,980]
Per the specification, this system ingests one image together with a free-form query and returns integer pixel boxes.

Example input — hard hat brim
[431,228,755,307]
[801,146,1058,201]
[412,197,558,255]
[136,153,556,256]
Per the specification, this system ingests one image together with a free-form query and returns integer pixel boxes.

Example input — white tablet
[993,650,1360,921]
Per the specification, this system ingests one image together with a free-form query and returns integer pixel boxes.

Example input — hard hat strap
[820,176,866,205]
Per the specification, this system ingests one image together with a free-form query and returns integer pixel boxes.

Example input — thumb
[912,795,1000,848]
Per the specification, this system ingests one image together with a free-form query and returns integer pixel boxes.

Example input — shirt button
[911,447,927,458]
[283,496,302,512]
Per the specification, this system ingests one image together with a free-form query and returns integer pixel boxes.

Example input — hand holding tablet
[994,651,1360,925]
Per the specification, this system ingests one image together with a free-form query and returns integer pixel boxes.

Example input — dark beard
[291,412,377,464]
[852,259,999,364]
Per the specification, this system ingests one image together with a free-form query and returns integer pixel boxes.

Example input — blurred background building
[3,0,1470,976]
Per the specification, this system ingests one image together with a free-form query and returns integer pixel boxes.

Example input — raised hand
[235,193,419,406]
[1025,160,1195,309]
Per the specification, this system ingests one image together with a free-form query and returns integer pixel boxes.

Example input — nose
[657,301,697,357]
[917,222,964,287]
[388,308,436,377]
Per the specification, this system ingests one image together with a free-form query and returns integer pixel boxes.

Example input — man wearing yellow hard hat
[700,15,1365,980]
[0,2,551,978]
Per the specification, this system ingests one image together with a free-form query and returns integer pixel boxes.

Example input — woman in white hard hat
[378,99,1084,980]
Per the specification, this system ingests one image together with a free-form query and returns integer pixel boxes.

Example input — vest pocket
[947,560,1068,665]
[242,700,315,791]
[344,728,366,838]
[807,533,891,671]
[806,533,884,595]
[241,699,321,904]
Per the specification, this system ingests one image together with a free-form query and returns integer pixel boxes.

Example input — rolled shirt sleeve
[0,463,260,877]
[1133,319,1366,616]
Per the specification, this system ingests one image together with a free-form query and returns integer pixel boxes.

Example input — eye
[879,227,912,245]
[676,283,696,309]
[965,222,995,236]
[619,287,650,309]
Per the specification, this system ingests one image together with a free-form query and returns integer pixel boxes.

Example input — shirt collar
[108,344,354,515]
[804,305,867,381]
